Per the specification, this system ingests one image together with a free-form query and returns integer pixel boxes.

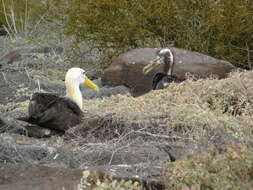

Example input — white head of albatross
[65,67,99,110]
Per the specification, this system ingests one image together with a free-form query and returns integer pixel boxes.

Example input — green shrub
[77,170,141,190]
[62,0,253,69]
[164,145,253,189]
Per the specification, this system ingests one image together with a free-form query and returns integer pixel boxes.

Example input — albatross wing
[18,92,83,131]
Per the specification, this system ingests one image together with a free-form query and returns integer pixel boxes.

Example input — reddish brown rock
[0,164,83,190]
[0,46,63,65]
[102,48,236,96]
[0,163,164,190]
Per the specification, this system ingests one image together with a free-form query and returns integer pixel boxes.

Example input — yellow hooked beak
[143,57,162,75]
[84,77,99,91]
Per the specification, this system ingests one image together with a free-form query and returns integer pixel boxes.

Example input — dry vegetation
[3,69,252,189]
[165,144,253,189]
[1,0,252,71]
[63,0,253,69]
[80,71,253,189]
[83,71,253,141]
[1,0,253,189]
[3,70,253,189]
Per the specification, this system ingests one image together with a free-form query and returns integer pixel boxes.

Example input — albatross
[143,48,174,76]
[143,48,180,89]
[18,67,99,131]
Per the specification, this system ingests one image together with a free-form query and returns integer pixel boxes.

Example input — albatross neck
[66,83,83,110]
[163,54,170,74]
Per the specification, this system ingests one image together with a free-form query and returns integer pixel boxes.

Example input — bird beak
[84,77,99,91]
[143,57,162,74]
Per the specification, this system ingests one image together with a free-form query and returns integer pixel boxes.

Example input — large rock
[0,115,28,136]
[0,133,168,189]
[0,163,83,190]
[0,163,164,190]
[102,48,236,96]
[0,123,243,190]
[0,113,62,138]
[0,71,64,105]
[81,78,130,99]
[0,46,63,66]
[0,69,129,106]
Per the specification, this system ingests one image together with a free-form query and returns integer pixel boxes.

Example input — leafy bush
[62,0,253,69]
[77,170,141,190]
[164,145,253,189]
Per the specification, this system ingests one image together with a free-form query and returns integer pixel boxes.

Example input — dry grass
[83,70,253,141]
[4,70,253,142]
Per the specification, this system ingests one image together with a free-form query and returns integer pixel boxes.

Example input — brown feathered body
[18,92,83,131]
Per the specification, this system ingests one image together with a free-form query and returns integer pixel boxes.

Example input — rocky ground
[0,33,253,190]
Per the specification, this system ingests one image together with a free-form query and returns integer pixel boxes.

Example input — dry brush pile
[81,70,253,143]
[74,70,253,189]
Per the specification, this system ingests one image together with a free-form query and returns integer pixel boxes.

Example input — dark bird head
[143,48,174,75]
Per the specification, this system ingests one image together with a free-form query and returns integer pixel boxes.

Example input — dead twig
[25,67,31,86]
[1,72,8,83]
[107,143,133,170]
[37,79,41,91]
[133,131,193,141]
[246,43,252,69]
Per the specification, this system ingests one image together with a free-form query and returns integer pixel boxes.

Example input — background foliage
[0,0,46,33]
[1,0,253,69]
[63,0,253,69]
[0,0,64,36]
